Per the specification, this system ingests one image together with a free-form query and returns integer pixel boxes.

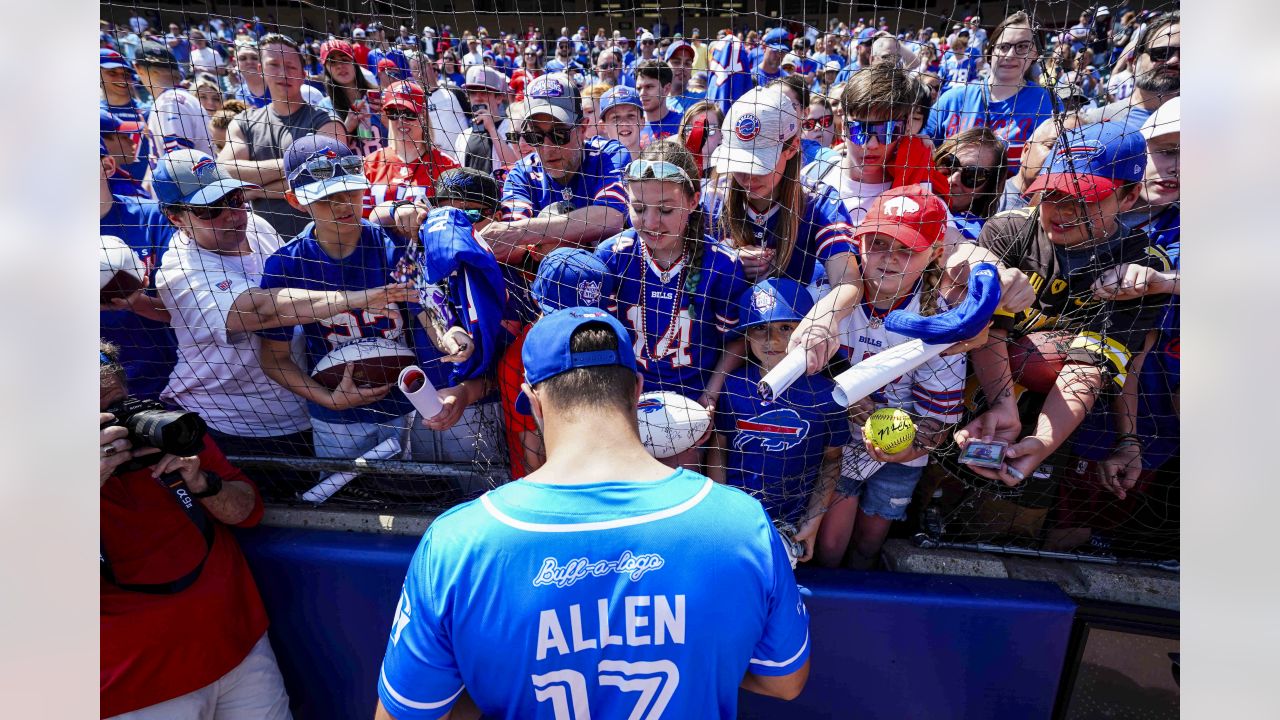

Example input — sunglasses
[846,119,903,146]
[384,107,420,121]
[520,126,574,146]
[937,153,996,188]
[597,63,620,70]
[1144,45,1180,63]
[183,190,246,220]
[292,154,364,183]
[624,159,695,185]
[803,115,834,131]
[462,208,488,224]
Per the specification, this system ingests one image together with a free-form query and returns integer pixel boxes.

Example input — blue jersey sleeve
[500,160,536,221]
[255,252,296,342]
[747,508,811,676]
[378,527,465,720]
[588,140,631,216]
[809,187,856,263]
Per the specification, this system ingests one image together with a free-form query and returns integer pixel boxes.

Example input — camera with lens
[102,398,208,473]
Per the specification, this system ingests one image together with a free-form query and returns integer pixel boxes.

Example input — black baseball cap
[135,41,180,70]
[434,168,501,212]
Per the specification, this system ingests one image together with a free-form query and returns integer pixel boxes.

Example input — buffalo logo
[533,76,566,97]
[752,287,778,312]
[880,195,920,218]
[637,397,666,414]
[734,408,810,451]
[735,113,761,142]
[190,156,219,180]
[1055,143,1104,171]
[577,279,602,306]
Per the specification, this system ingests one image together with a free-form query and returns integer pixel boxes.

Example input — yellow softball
[864,408,916,455]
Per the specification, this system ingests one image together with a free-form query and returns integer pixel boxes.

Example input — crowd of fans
[100,6,1179,713]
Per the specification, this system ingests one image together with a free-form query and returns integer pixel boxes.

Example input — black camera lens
[131,410,207,457]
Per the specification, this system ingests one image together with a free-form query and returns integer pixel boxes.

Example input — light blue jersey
[379,468,810,719]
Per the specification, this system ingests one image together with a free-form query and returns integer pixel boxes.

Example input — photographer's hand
[151,452,257,524]
[100,414,136,486]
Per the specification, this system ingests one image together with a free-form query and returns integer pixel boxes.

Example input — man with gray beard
[1082,11,1178,134]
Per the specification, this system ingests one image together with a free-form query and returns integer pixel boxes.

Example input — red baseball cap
[854,184,949,252]
[319,40,355,66]
[382,81,426,114]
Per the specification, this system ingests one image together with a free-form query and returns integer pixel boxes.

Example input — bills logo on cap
[577,279,601,306]
[533,76,566,97]
[1056,143,1104,167]
[735,113,761,142]
[752,287,778,312]
[733,408,811,451]
[880,195,921,218]
[191,156,219,180]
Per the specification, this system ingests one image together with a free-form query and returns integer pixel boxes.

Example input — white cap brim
[293,176,371,205]
[712,142,783,176]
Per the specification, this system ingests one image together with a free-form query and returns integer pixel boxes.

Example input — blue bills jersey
[596,230,748,400]
[703,181,856,285]
[256,221,443,425]
[378,468,811,719]
[715,365,852,525]
[640,109,684,146]
[499,137,630,221]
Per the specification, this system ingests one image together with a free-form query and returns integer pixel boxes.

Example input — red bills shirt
[361,146,459,218]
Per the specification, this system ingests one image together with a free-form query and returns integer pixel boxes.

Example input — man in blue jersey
[753,28,791,87]
[483,73,630,267]
[663,41,703,115]
[376,308,810,719]
[634,61,683,146]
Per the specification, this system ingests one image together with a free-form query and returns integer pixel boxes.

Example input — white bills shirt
[156,213,310,438]
[146,87,215,162]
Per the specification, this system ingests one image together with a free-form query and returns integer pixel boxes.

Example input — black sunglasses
[520,126,573,146]
[183,190,246,220]
[384,107,420,121]
[1144,45,1180,63]
[938,154,996,189]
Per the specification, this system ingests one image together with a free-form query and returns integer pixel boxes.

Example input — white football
[310,337,418,390]
[99,235,147,303]
[636,391,712,459]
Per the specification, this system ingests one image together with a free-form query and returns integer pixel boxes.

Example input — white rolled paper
[397,365,444,420]
[301,435,403,504]
[758,347,810,402]
[831,339,950,407]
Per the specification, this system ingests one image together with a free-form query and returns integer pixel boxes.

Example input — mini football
[1008,331,1074,394]
[311,337,418,390]
[636,391,711,459]
[100,235,147,304]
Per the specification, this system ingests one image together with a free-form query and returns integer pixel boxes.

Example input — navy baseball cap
[100,109,143,135]
[664,40,695,62]
[1026,122,1147,202]
[515,308,637,415]
[763,28,790,51]
[100,48,132,70]
[284,134,370,205]
[531,249,611,315]
[598,85,642,119]
[735,278,816,335]
[153,150,257,207]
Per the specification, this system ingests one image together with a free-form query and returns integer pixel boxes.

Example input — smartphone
[472,103,488,125]
[958,440,1008,469]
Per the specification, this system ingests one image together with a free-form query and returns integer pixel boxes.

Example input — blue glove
[884,263,1002,345]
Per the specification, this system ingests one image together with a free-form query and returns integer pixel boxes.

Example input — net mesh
[99,1,1180,567]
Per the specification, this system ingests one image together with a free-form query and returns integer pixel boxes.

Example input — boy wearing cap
[101,110,148,198]
[634,60,684,146]
[133,41,216,163]
[377,309,809,720]
[455,66,519,177]
[255,135,495,461]
[598,85,645,156]
[953,122,1174,492]
[100,50,153,188]
[496,248,613,478]
[707,278,850,566]
[363,80,459,219]
[484,73,630,272]
[663,41,702,114]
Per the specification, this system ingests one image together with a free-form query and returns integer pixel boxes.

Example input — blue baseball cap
[735,278,816,335]
[100,48,132,70]
[283,134,370,205]
[153,149,257,207]
[664,40,695,62]
[1025,121,1147,202]
[100,109,143,135]
[763,27,790,51]
[531,249,612,315]
[598,85,642,119]
[515,308,637,415]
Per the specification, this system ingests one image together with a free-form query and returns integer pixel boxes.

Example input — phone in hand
[958,440,1008,469]
[472,103,488,126]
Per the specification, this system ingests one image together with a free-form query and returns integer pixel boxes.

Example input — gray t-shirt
[996,176,1031,214]
[235,103,339,240]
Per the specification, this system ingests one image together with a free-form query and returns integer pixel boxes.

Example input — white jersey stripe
[749,630,810,667]
[379,667,464,710]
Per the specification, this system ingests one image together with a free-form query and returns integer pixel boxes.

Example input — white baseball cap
[1140,97,1180,141]
[781,53,800,69]
[712,86,800,176]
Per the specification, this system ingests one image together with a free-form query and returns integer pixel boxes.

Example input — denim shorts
[836,462,925,521]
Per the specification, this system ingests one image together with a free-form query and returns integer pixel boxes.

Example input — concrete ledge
[881,539,1179,611]
[261,506,436,537]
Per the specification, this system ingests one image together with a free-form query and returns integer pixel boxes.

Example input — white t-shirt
[156,213,310,438]
[190,46,223,76]
[146,87,215,161]
[429,87,468,164]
